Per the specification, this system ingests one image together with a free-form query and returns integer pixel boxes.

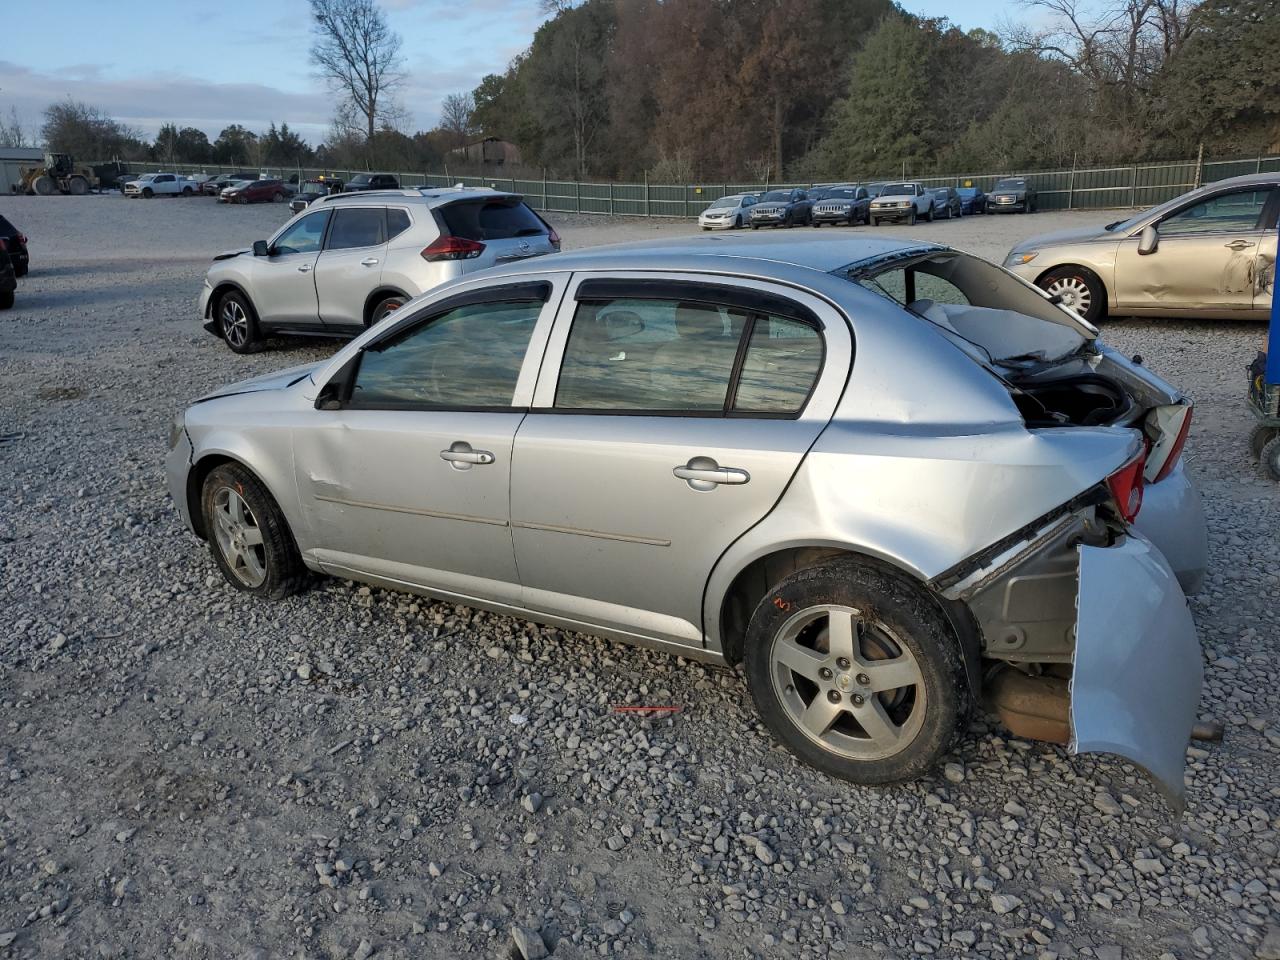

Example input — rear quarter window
[437,200,547,241]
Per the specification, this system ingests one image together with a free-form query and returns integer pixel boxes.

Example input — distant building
[450,137,523,168]
[1,147,45,193]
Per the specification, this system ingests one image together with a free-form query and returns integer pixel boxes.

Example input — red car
[220,179,290,205]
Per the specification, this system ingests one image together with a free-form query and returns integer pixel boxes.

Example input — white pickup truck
[868,181,934,226]
[123,173,200,198]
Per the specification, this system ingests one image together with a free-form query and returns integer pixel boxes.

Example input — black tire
[702,226,711,231]
[272,192,285,203]
[734,215,742,229]
[751,224,760,230]
[142,187,154,198]
[1261,436,1280,482]
[370,294,405,326]
[1249,424,1278,460]
[0,290,13,310]
[743,557,968,785]
[182,186,194,196]
[907,210,917,226]
[217,290,261,354]
[68,176,89,196]
[924,205,934,222]
[870,218,879,227]
[1036,265,1107,325]
[200,463,308,599]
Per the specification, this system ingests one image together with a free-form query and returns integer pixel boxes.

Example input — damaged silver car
[167,233,1208,804]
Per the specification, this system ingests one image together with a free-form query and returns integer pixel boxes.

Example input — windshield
[808,187,834,201]
[994,178,1025,191]
[350,174,372,184]
[836,249,1093,364]
[707,197,740,210]
[760,190,790,202]
[881,183,915,196]
[826,188,857,200]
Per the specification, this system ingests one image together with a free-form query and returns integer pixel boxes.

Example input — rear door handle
[440,441,495,469]
[1225,240,1255,250]
[360,257,380,266]
[297,263,312,273]
[674,457,750,491]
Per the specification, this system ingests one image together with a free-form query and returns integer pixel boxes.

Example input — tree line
[4,0,1277,181]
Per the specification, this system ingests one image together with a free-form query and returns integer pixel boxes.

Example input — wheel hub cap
[212,486,266,587]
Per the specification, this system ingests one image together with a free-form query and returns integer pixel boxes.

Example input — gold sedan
[1005,173,1278,323]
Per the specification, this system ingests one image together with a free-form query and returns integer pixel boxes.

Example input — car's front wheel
[201,462,308,599]
[218,290,261,353]
[744,558,967,785]
[1037,266,1106,324]
[907,210,916,226]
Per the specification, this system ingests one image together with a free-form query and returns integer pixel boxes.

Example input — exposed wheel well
[208,282,258,323]
[717,546,982,693]
[363,288,410,326]
[187,454,235,540]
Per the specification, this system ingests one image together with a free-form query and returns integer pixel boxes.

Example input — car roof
[317,186,520,207]
[484,232,943,280]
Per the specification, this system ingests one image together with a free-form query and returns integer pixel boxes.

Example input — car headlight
[168,412,186,451]
[1007,252,1038,266]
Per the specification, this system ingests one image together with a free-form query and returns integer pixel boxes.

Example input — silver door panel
[315,243,388,327]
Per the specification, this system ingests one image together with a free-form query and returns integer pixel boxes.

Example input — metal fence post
[575,180,581,215]
[644,171,650,218]
[1068,154,1076,210]
[1129,164,1137,207]
[608,181,614,215]
[1194,143,1204,189]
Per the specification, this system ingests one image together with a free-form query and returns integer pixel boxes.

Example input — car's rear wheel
[218,290,260,354]
[370,295,405,326]
[1038,266,1106,324]
[744,558,967,784]
[272,192,285,203]
[201,463,308,599]
[182,186,193,196]
[1261,436,1280,482]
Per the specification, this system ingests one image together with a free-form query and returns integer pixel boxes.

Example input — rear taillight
[421,236,485,261]
[1106,451,1146,524]
[547,226,561,250]
[1144,404,1193,483]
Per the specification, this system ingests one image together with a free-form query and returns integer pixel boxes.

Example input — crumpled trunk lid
[1071,534,1203,809]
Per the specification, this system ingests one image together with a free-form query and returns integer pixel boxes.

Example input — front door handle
[440,441,495,470]
[674,456,750,491]
[360,257,380,266]
[297,263,313,273]
[1225,240,1255,250]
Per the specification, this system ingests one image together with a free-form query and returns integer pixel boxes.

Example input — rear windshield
[436,199,547,241]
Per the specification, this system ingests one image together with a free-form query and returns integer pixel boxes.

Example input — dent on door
[1070,535,1203,810]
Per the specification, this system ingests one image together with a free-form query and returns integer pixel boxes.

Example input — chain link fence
[101,153,1280,218]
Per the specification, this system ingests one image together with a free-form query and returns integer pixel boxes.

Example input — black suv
[0,214,29,276]
[0,238,16,310]
[343,172,400,192]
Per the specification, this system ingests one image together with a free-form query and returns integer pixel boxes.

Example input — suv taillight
[1106,451,1146,524]
[421,236,485,261]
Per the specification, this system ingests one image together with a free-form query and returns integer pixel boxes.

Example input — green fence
[102,153,1280,218]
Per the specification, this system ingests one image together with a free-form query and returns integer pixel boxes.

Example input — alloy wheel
[769,604,925,761]
[221,299,249,348]
[211,486,267,588]
[1043,275,1092,318]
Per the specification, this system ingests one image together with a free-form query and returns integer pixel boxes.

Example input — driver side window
[273,211,330,255]
[1158,190,1272,237]
[349,299,543,409]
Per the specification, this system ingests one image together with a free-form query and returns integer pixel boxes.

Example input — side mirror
[315,353,361,410]
[252,239,270,257]
[1137,225,1159,256]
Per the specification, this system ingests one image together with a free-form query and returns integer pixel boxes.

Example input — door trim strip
[313,494,509,527]
[511,519,671,547]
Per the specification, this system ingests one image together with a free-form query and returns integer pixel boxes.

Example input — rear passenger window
[386,208,411,240]
[328,208,386,250]
[732,317,823,415]
[554,294,824,416]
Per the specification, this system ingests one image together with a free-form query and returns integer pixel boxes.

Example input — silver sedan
[167,234,1207,804]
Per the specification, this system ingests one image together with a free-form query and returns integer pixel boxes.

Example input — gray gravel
[0,193,1278,959]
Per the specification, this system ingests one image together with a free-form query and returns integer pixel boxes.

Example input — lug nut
[826,690,841,704]
[819,667,834,681]
[851,694,865,706]
[856,673,870,686]
[836,657,851,670]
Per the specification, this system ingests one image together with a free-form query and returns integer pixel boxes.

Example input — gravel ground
[0,194,1277,960]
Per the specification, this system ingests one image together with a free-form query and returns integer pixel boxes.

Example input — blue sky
[2,0,1018,146]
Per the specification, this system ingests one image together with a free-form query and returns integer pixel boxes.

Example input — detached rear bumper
[1072,534,1202,809]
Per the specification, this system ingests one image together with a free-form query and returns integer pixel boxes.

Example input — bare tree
[310,0,405,142]
[439,93,475,149]
[0,106,30,148]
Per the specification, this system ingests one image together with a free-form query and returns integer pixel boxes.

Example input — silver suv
[198,187,560,353]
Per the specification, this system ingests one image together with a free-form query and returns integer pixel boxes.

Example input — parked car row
[700,176,1036,231]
